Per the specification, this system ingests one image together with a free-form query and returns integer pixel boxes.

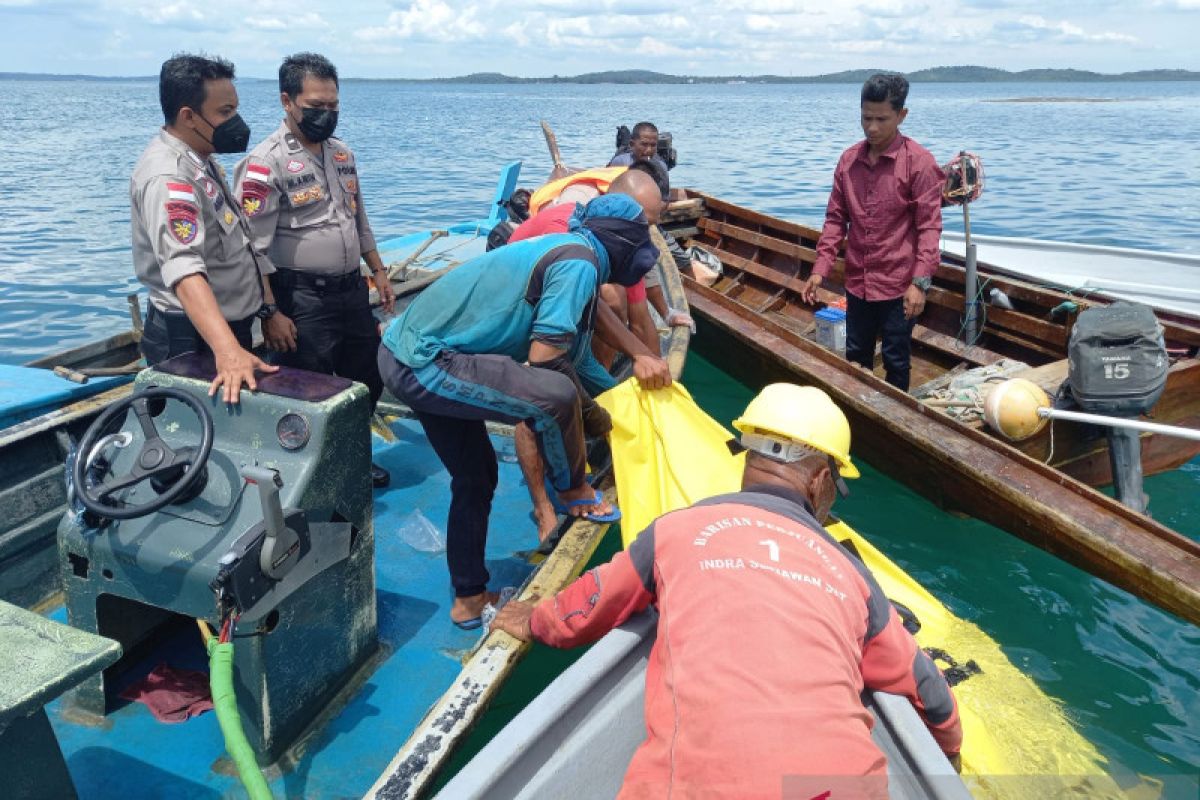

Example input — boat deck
[47,418,545,799]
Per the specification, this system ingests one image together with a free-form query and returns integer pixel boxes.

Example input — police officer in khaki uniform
[235,52,394,487]
[131,53,277,404]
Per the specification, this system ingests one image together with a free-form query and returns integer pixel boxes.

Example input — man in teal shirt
[378,195,658,628]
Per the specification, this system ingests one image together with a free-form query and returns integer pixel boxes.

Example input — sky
[2,0,1198,79]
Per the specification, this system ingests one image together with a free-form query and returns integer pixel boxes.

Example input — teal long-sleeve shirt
[382,232,617,392]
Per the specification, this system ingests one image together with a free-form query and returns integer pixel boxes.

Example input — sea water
[1,77,1197,793]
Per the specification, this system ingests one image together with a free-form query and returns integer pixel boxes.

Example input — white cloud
[998,14,1138,44]
[356,0,487,42]
[245,11,326,30]
[0,0,1192,77]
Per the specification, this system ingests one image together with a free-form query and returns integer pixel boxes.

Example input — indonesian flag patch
[166,181,196,203]
[245,163,271,185]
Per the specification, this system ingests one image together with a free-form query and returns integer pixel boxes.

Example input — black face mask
[584,216,658,287]
[295,107,338,143]
[196,111,251,154]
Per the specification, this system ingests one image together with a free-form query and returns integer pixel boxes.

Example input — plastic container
[814,307,847,353]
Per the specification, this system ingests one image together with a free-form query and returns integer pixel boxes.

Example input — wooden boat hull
[676,193,1200,486]
[666,193,1200,626]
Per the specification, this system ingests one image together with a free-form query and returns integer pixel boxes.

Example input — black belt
[273,267,363,293]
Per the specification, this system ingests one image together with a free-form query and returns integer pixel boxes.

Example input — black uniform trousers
[140,303,255,366]
[270,268,383,409]
[845,291,916,392]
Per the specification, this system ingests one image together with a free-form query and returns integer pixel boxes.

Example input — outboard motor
[1067,301,1168,512]
[59,353,378,765]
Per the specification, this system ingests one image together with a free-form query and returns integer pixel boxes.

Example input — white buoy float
[982,378,1200,443]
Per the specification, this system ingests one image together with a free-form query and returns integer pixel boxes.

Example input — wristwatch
[256,302,279,320]
[911,276,932,292]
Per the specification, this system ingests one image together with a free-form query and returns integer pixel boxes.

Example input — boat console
[57,352,379,765]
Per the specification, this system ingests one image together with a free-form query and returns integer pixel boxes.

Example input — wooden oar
[540,120,564,171]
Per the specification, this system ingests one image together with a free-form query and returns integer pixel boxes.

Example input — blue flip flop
[553,488,621,524]
[452,616,483,631]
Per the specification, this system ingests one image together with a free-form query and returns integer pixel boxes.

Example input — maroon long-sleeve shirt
[812,134,944,302]
[531,486,962,799]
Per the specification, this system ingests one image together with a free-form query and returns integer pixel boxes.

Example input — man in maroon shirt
[802,73,943,391]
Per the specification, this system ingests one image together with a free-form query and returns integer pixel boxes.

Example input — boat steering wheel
[73,388,214,520]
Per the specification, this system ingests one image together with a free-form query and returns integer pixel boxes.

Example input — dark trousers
[139,303,254,366]
[845,292,915,391]
[271,269,383,409]
[378,346,583,597]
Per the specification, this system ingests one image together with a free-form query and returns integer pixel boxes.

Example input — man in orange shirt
[493,384,963,797]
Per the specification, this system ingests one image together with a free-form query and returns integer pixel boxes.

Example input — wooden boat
[661,192,1200,627]
[0,162,691,800]
[940,230,1200,321]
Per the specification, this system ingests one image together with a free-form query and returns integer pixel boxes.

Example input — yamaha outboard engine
[1067,301,1168,512]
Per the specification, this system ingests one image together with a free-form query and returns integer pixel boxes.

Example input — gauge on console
[276,413,311,451]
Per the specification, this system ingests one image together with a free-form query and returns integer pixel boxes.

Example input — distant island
[4,66,1198,84]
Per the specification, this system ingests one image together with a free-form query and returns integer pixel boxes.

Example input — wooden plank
[1010,359,1069,395]
[910,327,1004,368]
[925,286,1070,349]
[704,245,1006,368]
[660,198,704,224]
[694,192,823,243]
[700,218,816,262]
[686,280,1200,627]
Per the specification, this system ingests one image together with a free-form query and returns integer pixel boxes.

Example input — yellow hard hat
[732,384,860,479]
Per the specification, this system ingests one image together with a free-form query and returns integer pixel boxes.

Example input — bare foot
[450,591,500,625]
[533,502,559,544]
[557,482,613,519]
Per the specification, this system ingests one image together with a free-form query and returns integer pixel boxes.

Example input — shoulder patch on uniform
[166,182,196,203]
[333,150,349,163]
[286,159,305,173]
[166,199,199,244]
[242,195,264,217]
[245,163,271,185]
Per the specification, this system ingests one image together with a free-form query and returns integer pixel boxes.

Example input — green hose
[207,638,274,800]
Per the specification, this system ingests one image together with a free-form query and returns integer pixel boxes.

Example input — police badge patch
[166,199,199,244]
[241,182,268,217]
[286,159,305,173]
[333,150,349,163]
